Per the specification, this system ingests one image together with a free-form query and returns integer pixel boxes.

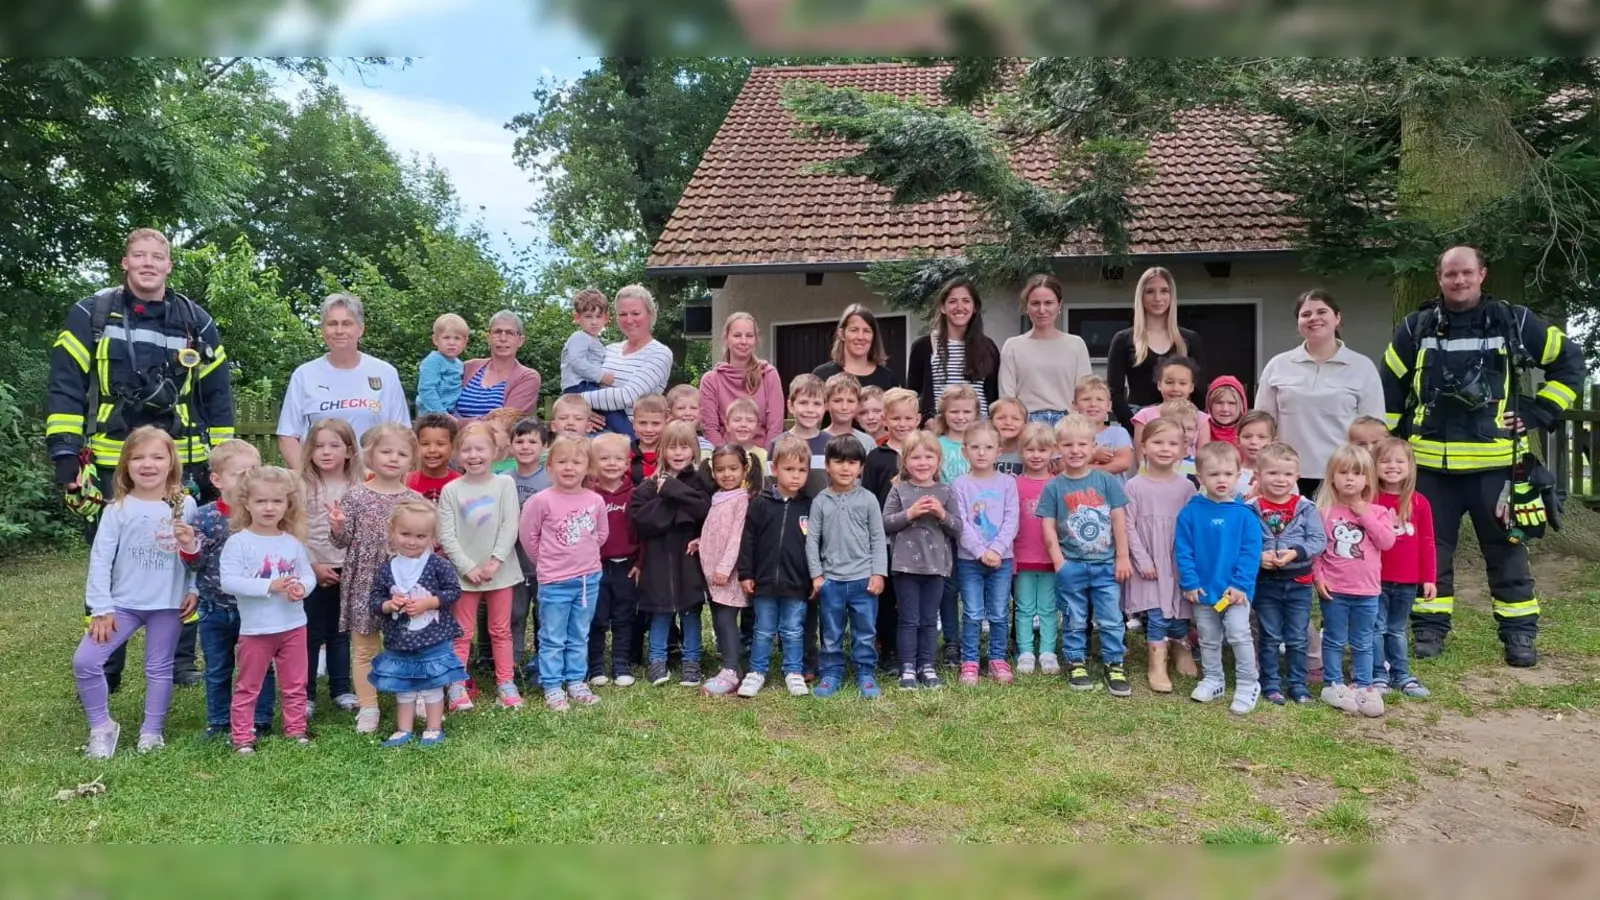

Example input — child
[1012,422,1060,676]
[770,373,830,499]
[563,289,629,434]
[1314,444,1396,717]
[1373,437,1434,699]
[587,433,640,687]
[806,435,888,698]
[1075,376,1134,480]
[1347,415,1388,458]
[699,444,757,695]
[508,418,551,674]
[298,420,360,716]
[1235,410,1276,498]
[1123,419,1197,693]
[416,313,469,416]
[736,436,814,697]
[723,397,770,484]
[953,422,1020,685]
[1204,375,1247,447]
[855,386,886,443]
[407,413,460,502]
[75,426,198,758]
[219,465,316,753]
[1175,442,1265,713]
[482,407,522,475]
[367,500,466,746]
[991,396,1028,476]
[1246,442,1327,705]
[1040,415,1132,696]
[632,421,713,687]
[520,435,610,711]
[667,384,715,456]
[627,393,670,483]
[1131,357,1212,452]
[438,422,525,711]
[182,439,275,739]
[882,431,962,690]
[330,423,425,734]
[822,373,878,456]
[550,393,596,442]
[1156,398,1203,479]
[934,384,979,484]
[864,387,921,505]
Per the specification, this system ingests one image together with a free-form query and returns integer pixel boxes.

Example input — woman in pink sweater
[697,445,758,696]
[1313,443,1395,719]
[459,310,543,420]
[699,313,784,446]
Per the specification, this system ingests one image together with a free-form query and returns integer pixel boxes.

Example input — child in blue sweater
[416,314,468,416]
[1175,442,1264,714]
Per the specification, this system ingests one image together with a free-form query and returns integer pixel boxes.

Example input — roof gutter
[645,247,1298,279]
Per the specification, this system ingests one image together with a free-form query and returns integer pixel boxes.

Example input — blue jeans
[1145,607,1191,643]
[1029,409,1066,427]
[1254,577,1313,695]
[649,607,703,664]
[1374,582,1418,688]
[750,596,807,675]
[1321,592,1379,688]
[535,573,600,690]
[199,604,274,728]
[565,382,633,437]
[819,578,878,681]
[956,558,1014,663]
[1056,560,1125,665]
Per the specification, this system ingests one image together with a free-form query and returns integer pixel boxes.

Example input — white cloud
[339,0,476,29]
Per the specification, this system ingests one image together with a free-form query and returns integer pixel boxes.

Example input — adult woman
[699,312,784,446]
[1106,267,1205,430]
[905,275,1000,420]
[999,273,1092,425]
[812,304,901,391]
[457,310,542,421]
[1256,289,1385,496]
[276,293,409,468]
[582,284,674,436]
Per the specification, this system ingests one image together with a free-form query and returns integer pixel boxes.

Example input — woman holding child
[1106,267,1205,431]
[458,310,542,422]
[581,285,674,437]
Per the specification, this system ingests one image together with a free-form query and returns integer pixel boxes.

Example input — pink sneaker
[446,682,474,712]
[959,662,980,686]
[989,660,1015,684]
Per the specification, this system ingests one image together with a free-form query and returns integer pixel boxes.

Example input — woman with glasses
[458,310,543,421]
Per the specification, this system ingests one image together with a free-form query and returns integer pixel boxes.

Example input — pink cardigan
[460,358,542,418]
[699,361,785,447]
[700,489,751,608]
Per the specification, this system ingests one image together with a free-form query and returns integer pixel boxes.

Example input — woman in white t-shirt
[276,293,410,468]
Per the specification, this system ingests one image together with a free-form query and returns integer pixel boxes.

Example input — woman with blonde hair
[699,312,785,446]
[1106,267,1204,431]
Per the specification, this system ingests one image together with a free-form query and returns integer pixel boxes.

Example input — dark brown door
[773,315,908,389]
[1178,304,1257,399]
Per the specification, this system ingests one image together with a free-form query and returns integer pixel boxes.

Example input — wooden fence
[233,396,284,466]
[1550,386,1600,505]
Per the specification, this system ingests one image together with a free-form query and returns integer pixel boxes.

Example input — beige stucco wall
[709,255,1396,377]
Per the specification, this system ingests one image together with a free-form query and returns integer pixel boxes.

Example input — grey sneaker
[678,661,703,686]
[355,707,381,734]
[333,692,359,711]
[1400,680,1432,699]
[1190,678,1226,703]
[1321,684,1359,714]
[1230,682,1260,715]
[1354,686,1386,718]
[737,671,766,697]
[136,732,165,753]
[918,666,943,689]
[1038,653,1061,675]
[86,721,120,760]
[1016,652,1037,675]
[649,661,670,686]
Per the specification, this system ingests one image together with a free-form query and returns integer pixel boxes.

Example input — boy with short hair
[1040,414,1133,696]
[769,374,829,495]
[666,384,714,456]
[737,435,815,697]
[508,418,552,674]
[180,439,276,738]
[628,393,670,483]
[1074,375,1133,480]
[1235,410,1277,498]
[416,313,469,416]
[855,386,887,443]
[549,393,594,442]
[805,436,888,699]
[1176,441,1266,714]
[822,373,878,457]
[407,413,460,501]
[1246,441,1326,705]
[722,397,769,478]
[1347,415,1388,458]
[561,289,630,434]
[587,432,641,687]
[1158,398,1202,482]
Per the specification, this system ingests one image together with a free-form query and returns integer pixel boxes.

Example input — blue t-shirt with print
[1037,470,1127,563]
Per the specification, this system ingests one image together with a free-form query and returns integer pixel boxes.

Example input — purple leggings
[73,607,182,735]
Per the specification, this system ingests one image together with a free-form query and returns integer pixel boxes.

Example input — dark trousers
[876,577,899,666]
[894,572,944,670]
[803,600,820,676]
[1297,477,1323,501]
[710,603,744,675]
[940,578,961,650]
[587,559,640,678]
[303,577,351,700]
[1414,466,1538,639]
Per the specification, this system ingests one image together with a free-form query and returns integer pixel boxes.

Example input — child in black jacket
[735,435,816,697]
[630,421,712,688]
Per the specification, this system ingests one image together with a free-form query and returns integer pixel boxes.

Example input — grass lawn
[2,547,1597,843]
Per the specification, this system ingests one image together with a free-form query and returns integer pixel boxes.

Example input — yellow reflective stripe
[1409,438,1514,457]
[209,427,236,446]
[1383,344,1406,378]
[89,434,123,467]
[1413,595,1453,614]
[198,347,227,379]
[1384,412,1401,429]
[47,413,85,436]
[96,337,112,397]
[1541,327,1563,365]
[1492,598,1541,618]
[55,331,91,371]
[1539,381,1576,409]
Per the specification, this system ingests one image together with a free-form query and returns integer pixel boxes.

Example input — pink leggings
[234,627,309,747]
[453,587,514,686]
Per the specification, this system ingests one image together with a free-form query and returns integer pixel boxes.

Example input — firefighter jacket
[47,286,236,468]
[1381,293,1582,472]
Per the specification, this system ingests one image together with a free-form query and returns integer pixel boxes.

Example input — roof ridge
[751,61,950,75]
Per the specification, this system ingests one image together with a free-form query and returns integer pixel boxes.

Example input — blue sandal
[419,730,446,747]
[380,731,415,748]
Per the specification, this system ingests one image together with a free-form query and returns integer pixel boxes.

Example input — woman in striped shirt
[458,310,543,422]
[580,285,674,436]
[905,275,1000,421]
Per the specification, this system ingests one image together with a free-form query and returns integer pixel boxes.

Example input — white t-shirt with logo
[277,353,411,444]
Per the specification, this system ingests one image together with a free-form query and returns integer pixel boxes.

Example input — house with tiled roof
[647,62,1390,397]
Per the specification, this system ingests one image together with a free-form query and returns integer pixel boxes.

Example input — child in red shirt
[407,413,461,502]
[1372,437,1434,699]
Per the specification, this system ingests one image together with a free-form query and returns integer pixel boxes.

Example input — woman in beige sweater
[999,273,1092,426]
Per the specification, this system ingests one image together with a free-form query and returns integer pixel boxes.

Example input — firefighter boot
[1503,633,1538,668]
[1413,629,1446,660]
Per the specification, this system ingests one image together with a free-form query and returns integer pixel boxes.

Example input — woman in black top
[1106,266,1204,431]
[812,303,902,391]
[905,275,1000,420]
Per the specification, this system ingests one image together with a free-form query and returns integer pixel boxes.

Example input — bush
[0,379,79,551]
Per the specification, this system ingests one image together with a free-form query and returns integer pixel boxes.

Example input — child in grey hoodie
[805,436,888,699]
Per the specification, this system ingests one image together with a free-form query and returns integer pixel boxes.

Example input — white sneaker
[590,674,611,686]
[333,693,359,711]
[1126,616,1143,632]
[137,732,165,753]
[355,707,381,734]
[737,671,766,698]
[1190,679,1227,703]
[1230,682,1260,715]
[1038,653,1061,675]
[1016,652,1037,675]
[86,721,120,760]
[784,673,810,696]
[614,673,636,687]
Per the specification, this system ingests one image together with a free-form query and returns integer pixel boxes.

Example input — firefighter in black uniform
[1381,246,1582,667]
[47,228,236,691]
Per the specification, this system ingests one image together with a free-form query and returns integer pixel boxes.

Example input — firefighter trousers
[1412,467,1539,641]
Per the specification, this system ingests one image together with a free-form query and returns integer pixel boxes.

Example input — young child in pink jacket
[1313,443,1395,720]
[698,445,760,696]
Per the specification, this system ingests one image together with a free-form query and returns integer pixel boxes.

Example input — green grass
[1,549,1595,843]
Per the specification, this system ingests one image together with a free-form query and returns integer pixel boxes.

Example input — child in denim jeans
[1313,444,1396,719]
[1246,442,1326,706]
[1372,438,1433,699]
[737,436,816,698]
[805,435,888,699]
[1039,414,1132,697]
